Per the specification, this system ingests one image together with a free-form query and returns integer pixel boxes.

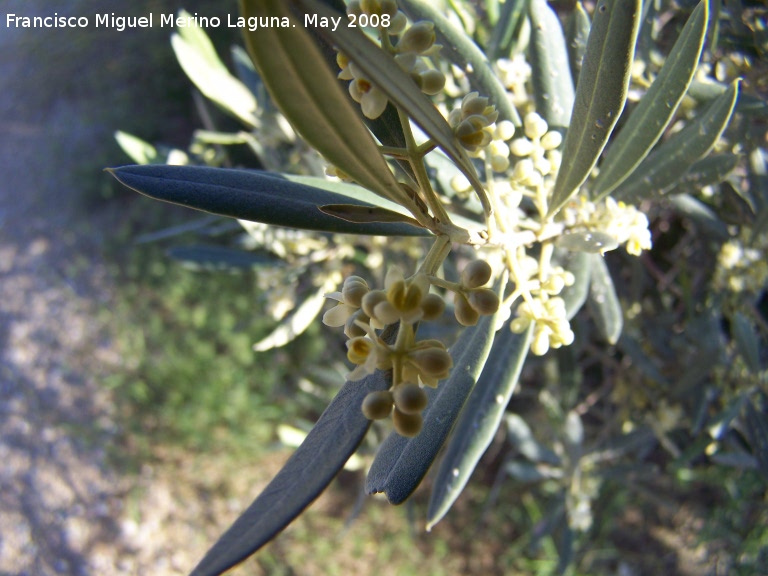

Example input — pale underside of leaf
[587,253,622,345]
[426,323,533,529]
[528,0,575,130]
[592,0,709,200]
[614,79,740,202]
[548,0,642,217]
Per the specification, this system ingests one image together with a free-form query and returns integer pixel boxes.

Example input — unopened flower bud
[421,293,446,320]
[393,408,423,436]
[468,289,500,315]
[408,347,452,379]
[362,390,394,420]
[342,276,369,307]
[454,293,480,326]
[461,259,492,288]
[393,383,428,414]
[362,290,388,318]
[417,68,446,95]
[398,21,436,54]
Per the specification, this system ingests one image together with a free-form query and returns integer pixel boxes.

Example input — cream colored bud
[531,325,551,356]
[524,112,548,140]
[461,92,489,116]
[418,69,446,95]
[510,138,534,157]
[398,21,436,54]
[344,310,370,339]
[494,120,515,141]
[490,155,510,173]
[540,130,563,150]
[387,11,408,35]
[342,276,369,307]
[362,290,387,318]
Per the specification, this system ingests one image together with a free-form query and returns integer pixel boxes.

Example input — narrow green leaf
[586,254,622,344]
[556,250,592,320]
[548,0,642,217]
[745,396,768,481]
[664,153,740,197]
[252,278,335,352]
[615,80,740,202]
[426,324,532,529]
[398,0,522,126]
[239,0,413,210]
[667,194,729,240]
[107,165,431,237]
[366,309,505,504]
[505,413,561,464]
[189,357,393,576]
[166,244,278,270]
[487,0,528,60]
[528,0,575,130]
[592,1,709,200]
[731,312,762,374]
[295,0,491,216]
[171,13,259,127]
[319,204,425,228]
[566,2,592,87]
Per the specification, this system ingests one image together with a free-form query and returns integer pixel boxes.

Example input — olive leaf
[172,10,260,127]
[189,357,394,576]
[548,0,642,217]
[566,2,592,86]
[426,323,532,529]
[107,165,431,237]
[239,0,416,212]
[592,0,709,200]
[586,254,623,345]
[528,0,575,130]
[615,80,740,202]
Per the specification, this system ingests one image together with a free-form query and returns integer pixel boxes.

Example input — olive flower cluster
[323,261,499,436]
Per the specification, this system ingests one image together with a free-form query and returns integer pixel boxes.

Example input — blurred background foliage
[26,0,766,573]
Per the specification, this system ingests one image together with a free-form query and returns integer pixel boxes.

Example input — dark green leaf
[487,0,528,61]
[366,310,504,504]
[615,80,740,202]
[548,0,642,217]
[731,312,762,373]
[318,204,425,228]
[587,254,622,344]
[667,194,729,241]
[528,0,575,130]
[665,153,740,197]
[189,361,392,576]
[107,165,431,236]
[745,396,768,481]
[426,323,532,529]
[398,0,521,126]
[166,244,278,270]
[592,0,708,200]
[565,2,591,87]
